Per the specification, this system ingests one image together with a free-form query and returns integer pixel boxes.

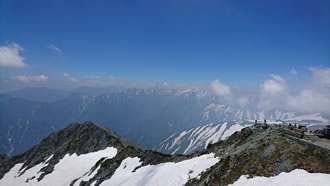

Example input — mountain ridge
[1,121,329,186]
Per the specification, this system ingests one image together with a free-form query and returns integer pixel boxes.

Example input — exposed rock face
[0,122,329,186]
[0,153,7,162]
[186,124,330,185]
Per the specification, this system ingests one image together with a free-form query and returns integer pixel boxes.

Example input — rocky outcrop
[186,124,330,186]
[0,121,142,180]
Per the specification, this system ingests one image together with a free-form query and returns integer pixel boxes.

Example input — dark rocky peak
[0,121,142,180]
[0,153,8,163]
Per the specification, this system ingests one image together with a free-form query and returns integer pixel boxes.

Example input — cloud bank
[0,43,27,68]
[11,75,48,83]
[212,67,330,113]
[285,67,330,113]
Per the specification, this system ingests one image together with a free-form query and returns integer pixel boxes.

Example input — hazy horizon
[1,0,329,113]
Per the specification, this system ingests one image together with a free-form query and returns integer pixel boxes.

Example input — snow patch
[229,169,330,186]
[100,153,219,186]
[0,147,117,186]
[221,123,250,140]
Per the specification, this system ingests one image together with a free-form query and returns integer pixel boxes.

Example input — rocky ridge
[0,122,329,186]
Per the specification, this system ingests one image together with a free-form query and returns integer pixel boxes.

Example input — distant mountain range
[3,86,125,103]
[1,87,329,156]
[154,110,330,155]
[1,122,329,186]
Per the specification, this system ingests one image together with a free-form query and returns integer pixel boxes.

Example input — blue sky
[0,0,329,90]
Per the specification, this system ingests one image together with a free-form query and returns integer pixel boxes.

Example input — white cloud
[211,79,231,96]
[257,69,330,113]
[48,44,63,56]
[258,74,287,111]
[260,74,286,95]
[286,67,330,113]
[0,42,27,68]
[11,75,48,83]
[287,90,330,113]
[64,72,78,82]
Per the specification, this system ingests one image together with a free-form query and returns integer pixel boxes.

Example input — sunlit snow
[229,169,330,186]
[100,153,219,186]
[0,147,117,186]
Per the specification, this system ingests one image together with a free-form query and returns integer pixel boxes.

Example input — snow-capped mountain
[1,87,329,156]
[0,121,219,186]
[154,121,254,154]
[155,107,329,155]
[201,103,329,125]
[1,122,329,186]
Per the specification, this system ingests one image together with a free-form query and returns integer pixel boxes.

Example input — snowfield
[100,153,219,186]
[0,147,118,186]
[0,148,219,186]
[229,169,330,186]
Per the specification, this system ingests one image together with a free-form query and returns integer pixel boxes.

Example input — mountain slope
[154,121,254,154]
[0,121,219,186]
[186,124,330,185]
[1,122,329,186]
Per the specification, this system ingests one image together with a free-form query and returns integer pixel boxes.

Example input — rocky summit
[0,122,329,186]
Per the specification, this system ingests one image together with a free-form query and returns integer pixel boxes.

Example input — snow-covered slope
[229,169,330,186]
[99,153,219,186]
[154,121,254,154]
[0,147,117,186]
[0,148,218,186]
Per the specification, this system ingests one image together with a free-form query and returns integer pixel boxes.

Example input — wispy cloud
[48,44,63,56]
[0,42,27,68]
[290,67,297,76]
[85,76,116,86]
[64,72,78,82]
[11,75,48,83]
